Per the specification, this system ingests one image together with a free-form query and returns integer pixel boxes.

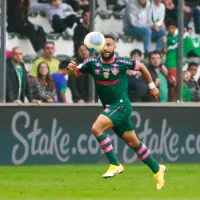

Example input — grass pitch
[0,164,199,200]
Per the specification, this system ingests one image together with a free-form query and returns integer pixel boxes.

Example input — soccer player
[68,35,167,190]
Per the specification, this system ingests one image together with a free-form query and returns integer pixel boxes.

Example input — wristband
[148,82,156,89]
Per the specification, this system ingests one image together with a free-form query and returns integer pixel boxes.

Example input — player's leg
[91,114,124,178]
[119,120,167,190]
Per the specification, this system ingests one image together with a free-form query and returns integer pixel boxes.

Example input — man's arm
[162,36,167,54]
[137,62,159,101]
[60,92,67,103]
[68,61,80,77]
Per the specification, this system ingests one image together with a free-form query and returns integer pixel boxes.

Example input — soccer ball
[84,32,106,53]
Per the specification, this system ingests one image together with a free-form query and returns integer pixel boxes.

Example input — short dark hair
[130,49,142,57]
[59,60,70,70]
[82,8,89,18]
[43,41,55,49]
[149,50,162,60]
[188,62,199,69]
[104,34,116,41]
[165,19,177,27]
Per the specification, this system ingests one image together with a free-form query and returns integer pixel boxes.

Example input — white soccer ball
[84,32,106,53]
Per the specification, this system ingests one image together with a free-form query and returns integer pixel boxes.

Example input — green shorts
[102,98,134,137]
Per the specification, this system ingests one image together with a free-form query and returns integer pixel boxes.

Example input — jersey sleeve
[76,59,93,75]
[59,77,67,93]
[126,59,140,71]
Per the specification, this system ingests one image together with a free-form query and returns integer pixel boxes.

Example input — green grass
[0,164,199,200]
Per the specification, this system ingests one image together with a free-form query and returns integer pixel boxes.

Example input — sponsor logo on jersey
[111,68,119,76]
[116,59,132,65]
[103,68,110,72]
[104,108,110,113]
[112,63,119,67]
[83,58,97,65]
[95,69,100,74]
[103,72,109,79]
[95,63,101,67]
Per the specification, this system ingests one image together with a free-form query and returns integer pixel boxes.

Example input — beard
[101,51,115,61]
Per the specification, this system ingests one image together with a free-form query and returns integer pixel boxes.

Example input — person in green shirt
[6,47,40,104]
[68,35,167,190]
[162,19,178,102]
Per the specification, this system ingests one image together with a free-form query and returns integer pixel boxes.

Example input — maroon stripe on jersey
[95,79,120,85]
[76,68,83,76]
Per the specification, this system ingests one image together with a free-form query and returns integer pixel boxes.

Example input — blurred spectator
[73,9,90,56]
[30,0,78,34]
[123,0,166,57]
[162,19,177,102]
[7,0,46,54]
[164,0,200,34]
[183,28,200,57]
[147,51,168,102]
[182,70,192,102]
[106,0,126,11]
[187,62,200,102]
[51,60,69,103]
[29,42,60,81]
[6,47,37,104]
[127,72,146,102]
[68,44,90,103]
[31,62,57,103]
[130,49,142,62]
[127,49,143,79]
[78,0,89,11]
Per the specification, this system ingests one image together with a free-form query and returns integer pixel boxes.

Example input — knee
[52,15,60,20]
[144,27,152,36]
[159,28,166,37]
[91,124,102,137]
[126,139,140,148]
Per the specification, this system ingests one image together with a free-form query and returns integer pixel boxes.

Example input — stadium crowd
[4,0,200,103]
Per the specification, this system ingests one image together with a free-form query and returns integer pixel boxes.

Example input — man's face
[188,66,198,78]
[101,38,116,60]
[78,45,90,60]
[183,71,191,82]
[154,0,162,4]
[43,43,55,58]
[83,12,90,25]
[150,54,161,67]
[166,25,176,36]
[131,53,142,62]
[52,0,62,7]
[139,0,147,6]
[12,48,23,63]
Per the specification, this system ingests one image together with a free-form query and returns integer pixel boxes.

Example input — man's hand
[150,87,159,101]
[32,99,41,104]
[162,36,167,44]
[152,24,159,32]
[67,61,77,73]
[14,99,23,105]
[77,99,85,104]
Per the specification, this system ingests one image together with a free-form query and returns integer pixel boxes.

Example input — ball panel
[84,32,105,53]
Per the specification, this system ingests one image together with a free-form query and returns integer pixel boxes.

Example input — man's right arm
[68,60,92,77]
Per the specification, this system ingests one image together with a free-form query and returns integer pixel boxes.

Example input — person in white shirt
[123,0,166,57]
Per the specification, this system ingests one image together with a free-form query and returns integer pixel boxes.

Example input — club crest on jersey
[95,69,100,74]
[111,68,119,76]
[103,72,109,79]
